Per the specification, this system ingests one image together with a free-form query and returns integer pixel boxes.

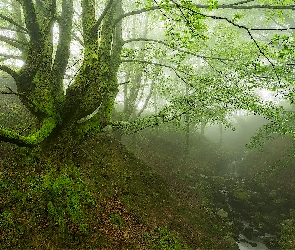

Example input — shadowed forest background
[1,0,295,249]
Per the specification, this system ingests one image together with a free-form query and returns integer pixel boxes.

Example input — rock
[217,208,228,218]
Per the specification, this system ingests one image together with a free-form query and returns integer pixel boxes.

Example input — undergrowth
[0,162,95,248]
[0,145,194,249]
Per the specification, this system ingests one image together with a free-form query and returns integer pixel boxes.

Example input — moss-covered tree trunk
[0,0,123,156]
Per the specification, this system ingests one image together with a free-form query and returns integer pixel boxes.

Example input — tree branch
[121,59,192,88]
[250,27,295,31]
[72,32,84,46]
[0,34,28,49]
[115,3,295,25]
[52,0,74,96]
[121,2,284,89]
[0,85,26,97]
[223,3,295,9]
[0,13,28,32]
[0,53,23,60]
[119,80,130,85]
[0,65,18,79]
[137,81,155,117]
[93,0,115,31]
[0,25,27,34]
[229,0,255,6]
[20,0,42,45]
[123,38,234,62]
[112,105,187,134]
[171,3,281,84]
[0,117,57,147]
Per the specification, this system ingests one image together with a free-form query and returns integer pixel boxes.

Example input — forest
[0,0,295,249]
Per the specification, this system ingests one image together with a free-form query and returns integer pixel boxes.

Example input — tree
[0,0,295,156]
[1,0,295,248]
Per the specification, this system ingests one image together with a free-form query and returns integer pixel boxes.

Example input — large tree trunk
[34,0,124,166]
[0,0,123,147]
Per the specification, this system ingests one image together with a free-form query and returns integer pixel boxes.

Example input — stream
[216,178,274,250]
[237,234,269,250]
[236,223,272,250]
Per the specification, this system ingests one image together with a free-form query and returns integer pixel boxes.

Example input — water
[217,186,271,250]
[237,234,269,250]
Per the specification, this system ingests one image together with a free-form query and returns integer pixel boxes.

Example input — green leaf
[233,13,243,22]
[207,0,218,10]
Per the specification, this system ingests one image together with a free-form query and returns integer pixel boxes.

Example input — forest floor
[0,131,237,249]
[122,128,295,250]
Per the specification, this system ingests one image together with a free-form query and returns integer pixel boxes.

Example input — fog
[120,108,294,249]
[1,0,295,249]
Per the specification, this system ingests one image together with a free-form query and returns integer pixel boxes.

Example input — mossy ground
[0,130,237,249]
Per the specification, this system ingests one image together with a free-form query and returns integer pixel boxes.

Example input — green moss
[30,167,95,233]
[24,68,58,117]
[0,163,95,248]
[279,219,295,249]
[0,116,57,145]
[146,227,190,250]
[109,213,126,229]
[233,187,251,201]
[27,117,57,143]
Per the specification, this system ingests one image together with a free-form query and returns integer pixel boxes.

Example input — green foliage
[109,213,126,228]
[207,0,218,10]
[137,0,153,9]
[279,219,295,249]
[2,0,294,150]
[30,166,95,233]
[146,227,189,250]
[233,188,251,201]
[232,13,243,22]
[0,163,95,248]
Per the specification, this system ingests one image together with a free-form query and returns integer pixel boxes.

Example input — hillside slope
[0,131,237,249]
